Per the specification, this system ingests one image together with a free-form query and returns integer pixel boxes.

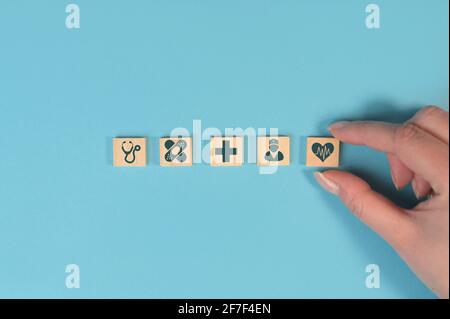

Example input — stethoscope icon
[121,141,141,164]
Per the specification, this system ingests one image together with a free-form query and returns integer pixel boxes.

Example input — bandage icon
[164,139,187,163]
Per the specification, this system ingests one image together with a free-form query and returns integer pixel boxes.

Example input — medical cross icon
[210,136,244,166]
[215,140,238,163]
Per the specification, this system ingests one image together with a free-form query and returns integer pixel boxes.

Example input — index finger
[408,106,449,144]
[328,121,398,152]
[329,121,449,193]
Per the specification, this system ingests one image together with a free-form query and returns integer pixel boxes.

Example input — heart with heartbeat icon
[312,143,334,162]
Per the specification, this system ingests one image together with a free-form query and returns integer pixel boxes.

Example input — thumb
[314,170,415,250]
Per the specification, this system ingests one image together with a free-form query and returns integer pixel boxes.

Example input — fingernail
[390,169,400,190]
[314,172,340,195]
[328,121,351,132]
[412,179,422,199]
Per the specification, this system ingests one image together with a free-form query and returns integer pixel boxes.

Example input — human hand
[314,106,449,298]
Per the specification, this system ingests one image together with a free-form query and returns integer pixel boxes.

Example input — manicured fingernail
[314,172,340,195]
[328,121,351,131]
[390,169,400,190]
[412,179,422,199]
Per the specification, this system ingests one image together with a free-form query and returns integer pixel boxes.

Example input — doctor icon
[265,139,284,162]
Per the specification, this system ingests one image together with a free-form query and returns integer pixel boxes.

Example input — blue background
[0,0,448,298]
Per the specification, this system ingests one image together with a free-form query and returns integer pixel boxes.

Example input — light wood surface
[113,137,147,167]
[257,136,290,166]
[306,137,340,167]
[160,137,193,167]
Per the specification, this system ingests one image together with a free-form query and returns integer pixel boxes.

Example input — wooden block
[257,136,290,166]
[113,137,147,167]
[210,136,244,166]
[160,137,193,167]
[306,137,340,167]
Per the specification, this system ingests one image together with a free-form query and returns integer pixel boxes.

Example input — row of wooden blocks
[113,136,340,167]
